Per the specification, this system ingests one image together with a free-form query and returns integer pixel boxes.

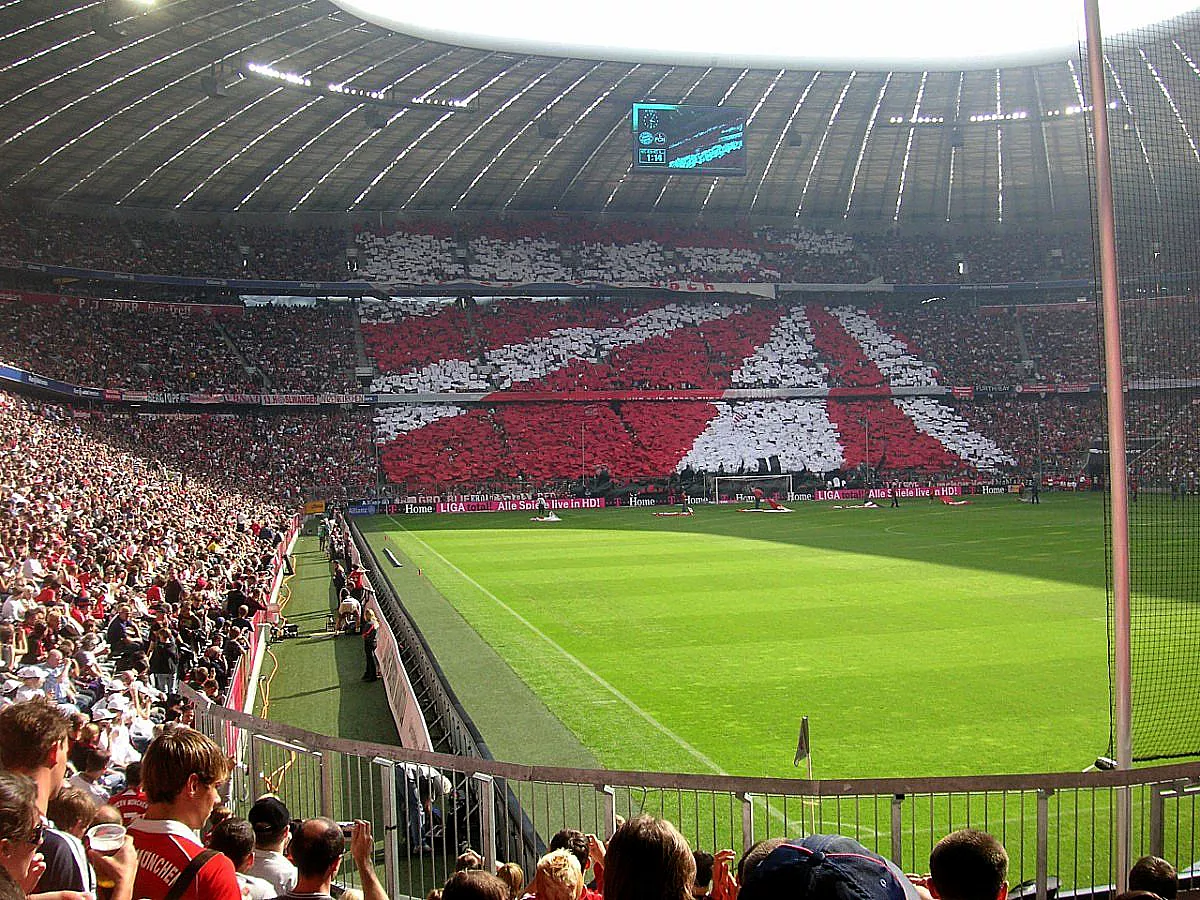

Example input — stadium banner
[4,260,378,297]
[365,594,433,751]
[0,288,245,318]
[974,385,1013,394]
[647,281,777,299]
[788,486,964,502]
[437,497,607,514]
[261,392,365,405]
[304,500,327,515]
[480,389,726,403]
[951,386,975,399]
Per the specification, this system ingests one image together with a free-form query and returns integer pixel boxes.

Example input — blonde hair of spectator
[533,849,584,900]
[496,861,525,900]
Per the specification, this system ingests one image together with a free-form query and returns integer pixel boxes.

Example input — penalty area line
[385,516,727,775]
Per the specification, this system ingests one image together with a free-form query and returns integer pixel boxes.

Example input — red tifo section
[805,304,964,473]
[377,305,787,489]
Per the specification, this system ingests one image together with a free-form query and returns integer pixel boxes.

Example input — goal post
[712,474,793,504]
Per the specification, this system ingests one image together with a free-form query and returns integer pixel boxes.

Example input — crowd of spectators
[0,297,361,395]
[222,305,360,392]
[0,387,300,894]
[1,209,1101,287]
[92,409,377,500]
[0,301,259,393]
[954,398,1104,475]
[0,211,348,281]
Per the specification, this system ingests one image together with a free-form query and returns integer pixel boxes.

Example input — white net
[713,474,793,504]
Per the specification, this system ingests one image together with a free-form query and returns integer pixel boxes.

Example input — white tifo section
[359,298,453,324]
[733,306,827,388]
[895,397,1016,469]
[678,401,845,475]
[374,404,467,441]
[371,303,742,393]
[357,232,463,281]
[354,225,855,283]
[576,240,669,281]
[469,236,568,281]
[830,305,939,387]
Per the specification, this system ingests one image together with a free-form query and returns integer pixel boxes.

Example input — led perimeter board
[632,103,747,175]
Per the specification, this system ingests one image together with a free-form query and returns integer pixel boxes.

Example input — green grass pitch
[358,493,1115,781]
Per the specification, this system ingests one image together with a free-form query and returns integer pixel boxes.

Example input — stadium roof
[0,0,1197,225]
[334,0,1196,70]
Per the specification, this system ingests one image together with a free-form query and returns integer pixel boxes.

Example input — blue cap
[740,835,920,900]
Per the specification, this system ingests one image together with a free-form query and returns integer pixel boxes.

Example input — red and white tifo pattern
[366,299,1014,490]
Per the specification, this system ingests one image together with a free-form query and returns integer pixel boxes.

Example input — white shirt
[247,848,297,896]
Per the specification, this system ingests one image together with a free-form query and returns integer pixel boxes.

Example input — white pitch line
[387,516,727,774]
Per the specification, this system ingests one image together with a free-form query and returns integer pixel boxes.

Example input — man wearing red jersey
[108,761,148,827]
[128,726,241,900]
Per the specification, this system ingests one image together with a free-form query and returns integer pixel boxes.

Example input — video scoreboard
[632,103,747,176]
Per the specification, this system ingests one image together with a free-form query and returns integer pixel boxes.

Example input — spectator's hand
[87,835,136,893]
[906,874,934,900]
[586,833,605,868]
[350,819,374,869]
[21,850,46,894]
[712,848,738,900]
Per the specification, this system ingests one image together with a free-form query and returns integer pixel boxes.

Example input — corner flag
[794,716,811,772]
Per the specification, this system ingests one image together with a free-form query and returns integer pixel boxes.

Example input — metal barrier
[345,518,546,872]
[189,689,1200,900]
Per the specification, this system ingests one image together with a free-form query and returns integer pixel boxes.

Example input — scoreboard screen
[631,103,747,176]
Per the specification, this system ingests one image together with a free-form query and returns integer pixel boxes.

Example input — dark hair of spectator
[457,849,484,871]
[549,829,590,871]
[737,838,788,884]
[209,818,256,867]
[123,761,142,789]
[290,818,344,879]
[693,851,714,890]
[0,773,39,844]
[443,869,511,900]
[604,815,695,900]
[929,829,1009,900]
[141,726,231,804]
[0,696,70,772]
[1129,856,1177,900]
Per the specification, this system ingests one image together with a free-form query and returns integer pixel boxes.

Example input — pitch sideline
[385,515,728,775]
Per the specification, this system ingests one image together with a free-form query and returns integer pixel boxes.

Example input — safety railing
[188,689,1200,900]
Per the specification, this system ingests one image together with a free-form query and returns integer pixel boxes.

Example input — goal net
[713,475,793,504]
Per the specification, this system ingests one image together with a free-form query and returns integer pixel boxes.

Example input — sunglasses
[22,823,44,846]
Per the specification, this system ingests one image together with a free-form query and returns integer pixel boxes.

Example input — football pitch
[358,492,1119,781]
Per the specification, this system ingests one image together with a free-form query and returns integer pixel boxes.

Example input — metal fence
[190,690,1200,900]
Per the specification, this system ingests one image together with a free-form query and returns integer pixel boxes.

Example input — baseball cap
[739,835,921,900]
[248,796,290,836]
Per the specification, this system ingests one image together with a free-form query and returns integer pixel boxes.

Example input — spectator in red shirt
[108,760,148,827]
[129,727,240,900]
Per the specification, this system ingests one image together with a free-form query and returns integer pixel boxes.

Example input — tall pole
[1084,0,1133,890]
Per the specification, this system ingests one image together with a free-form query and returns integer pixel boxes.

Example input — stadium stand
[0,391,292,718]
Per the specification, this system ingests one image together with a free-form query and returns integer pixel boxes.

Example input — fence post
[474,773,497,871]
[741,794,754,856]
[319,752,334,820]
[890,795,904,867]
[1036,789,1051,900]
[599,785,617,841]
[379,760,401,900]
[248,735,260,800]
[1149,784,1165,858]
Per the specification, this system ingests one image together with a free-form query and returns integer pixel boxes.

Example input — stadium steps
[1014,310,1037,377]
[214,320,268,389]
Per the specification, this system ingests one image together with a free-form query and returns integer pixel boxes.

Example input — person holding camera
[276,818,387,900]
